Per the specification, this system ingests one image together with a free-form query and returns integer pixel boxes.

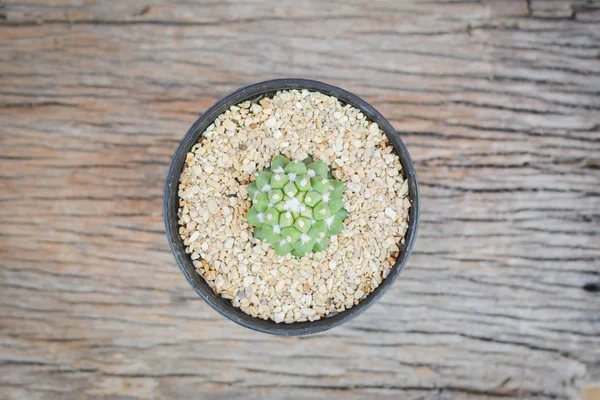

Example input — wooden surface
[1,0,599,399]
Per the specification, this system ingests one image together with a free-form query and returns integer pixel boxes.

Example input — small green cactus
[246,155,348,257]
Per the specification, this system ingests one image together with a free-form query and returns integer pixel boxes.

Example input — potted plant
[164,79,419,335]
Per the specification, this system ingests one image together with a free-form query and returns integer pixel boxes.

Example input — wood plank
[1,0,599,399]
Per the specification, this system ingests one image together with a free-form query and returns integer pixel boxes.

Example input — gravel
[178,89,411,323]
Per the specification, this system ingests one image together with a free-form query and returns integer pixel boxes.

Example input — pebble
[385,207,397,219]
[273,312,285,323]
[290,290,302,300]
[207,199,218,214]
[204,163,214,174]
[300,308,317,316]
[275,280,286,292]
[384,154,395,164]
[223,119,237,131]
[238,263,248,274]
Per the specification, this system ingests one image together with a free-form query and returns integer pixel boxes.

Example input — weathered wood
[1,0,599,399]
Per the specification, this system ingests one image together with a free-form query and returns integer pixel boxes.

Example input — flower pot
[164,78,419,335]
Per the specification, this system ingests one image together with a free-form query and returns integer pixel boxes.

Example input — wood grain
[1,0,599,399]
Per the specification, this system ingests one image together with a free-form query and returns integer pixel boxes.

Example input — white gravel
[178,89,411,323]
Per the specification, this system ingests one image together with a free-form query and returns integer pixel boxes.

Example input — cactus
[246,155,348,257]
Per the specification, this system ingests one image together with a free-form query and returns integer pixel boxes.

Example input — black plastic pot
[164,78,419,335]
